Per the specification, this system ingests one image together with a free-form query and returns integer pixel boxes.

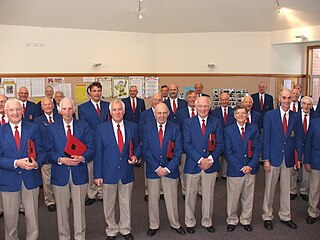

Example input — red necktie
[49,116,53,124]
[241,127,245,141]
[260,95,263,111]
[293,103,297,112]
[67,125,71,138]
[303,114,308,135]
[22,103,26,115]
[246,116,250,123]
[14,126,20,152]
[117,124,124,154]
[158,124,163,149]
[223,108,227,125]
[1,115,6,125]
[191,108,195,117]
[132,99,136,113]
[96,104,101,117]
[283,113,287,136]
[173,99,177,115]
[201,119,206,137]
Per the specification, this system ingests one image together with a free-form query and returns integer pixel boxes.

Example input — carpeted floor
[0,164,319,240]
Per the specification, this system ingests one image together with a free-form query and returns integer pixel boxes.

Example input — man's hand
[59,157,82,166]
[199,158,213,171]
[242,166,252,174]
[156,167,169,177]
[263,160,271,172]
[94,178,103,187]
[128,155,139,165]
[304,163,311,173]
[16,158,38,170]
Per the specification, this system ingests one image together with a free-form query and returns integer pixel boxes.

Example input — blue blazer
[251,93,274,113]
[34,98,58,118]
[0,121,46,192]
[304,118,320,170]
[164,98,187,124]
[78,100,110,132]
[250,110,262,130]
[142,120,182,179]
[138,108,156,141]
[210,106,236,128]
[23,100,37,122]
[47,119,94,186]
[262,109,303,167]
[224,123,261,177]
[122,97,146,123]
[176,107,192,126]
[94,120,141,184]
[183,115,224,174]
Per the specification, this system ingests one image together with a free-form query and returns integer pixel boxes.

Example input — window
[307,46,320,107]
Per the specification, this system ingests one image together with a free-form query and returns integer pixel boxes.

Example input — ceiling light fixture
[296,35,309,42]
[137,0,143,19]
[276,0,287,14]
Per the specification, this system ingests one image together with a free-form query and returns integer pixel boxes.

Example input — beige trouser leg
[308,169,320,218]
[53,173,87,240]
[87,161,102,199]
[102,182,133,236]
[290,168,299,194]
[300,166,310,195]
[144,161,164,196]
[41,164,55,206]
[262,160,292,221]
[2,182,39,240]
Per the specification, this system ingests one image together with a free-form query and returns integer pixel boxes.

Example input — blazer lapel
[162,123,171,153]
[287,111,295,139]
[20,122,29,154]
[4,124,19,154]
[276,109,286,138]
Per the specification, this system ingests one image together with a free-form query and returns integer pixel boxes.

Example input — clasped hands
[59,155,84,166]
[16,157,38,170]
[199,158,213,171]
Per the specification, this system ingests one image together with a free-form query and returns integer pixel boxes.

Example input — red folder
[208,133,216,152]
[129,140,134,159]
[294,149,300,170]
[28,139,36,162]
[64,135,87,158]
[167,140,175,160]
[248,139,253,159]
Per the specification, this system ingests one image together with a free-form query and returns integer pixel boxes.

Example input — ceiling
[0,0,319,34]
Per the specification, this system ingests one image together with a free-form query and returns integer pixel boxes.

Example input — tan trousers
[262,160,292,221]
[308,169,320,218]
[185,171,217,228]
[290,165,310,195]
[41,164,55,206]
[87,161,102,199]
[53,173,87,240]
[148,177,180,229]
[144,161,163,195]
[102,182,133,236]
[2,182,39,240]
[179,153,187,195]
[226,174,255,225]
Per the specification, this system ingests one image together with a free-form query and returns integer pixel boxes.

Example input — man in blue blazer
[34,97,62,213]
[164,84,187,124]
[211,92,236,179]
[290,96,319,201]
[34,85,58,118]
[18,86,37,122]
[78,81,110,205]
[224,105,261,232]
[262,89,303,231]
[241,95,261,129]
[122,85,146,124]
[183,96,224,234]
[94,99,141,240]
[0,98,45,240]
[47,97,94,240]
[143,103,186,237]
[304,116,320,224]
[251,81,274,129]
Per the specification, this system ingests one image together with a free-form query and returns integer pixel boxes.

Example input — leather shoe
[204,225,215,233]
[106,236,116,240]
[186,226,195,234]
[280,220,297,229]
[144,195,148,201]
[160,194,165,200]
[227,224,235,232]
[290,193,297,200]
[0,212,3,217]
[122,233,134,240]
[171,226,186,235]
[306,216,316,224]
[19,210,25,216]
[147,228,158,236]
[47,204,56,212]
[300,193,309,201]
[221,176,227,180]
[85,198,96,206]
[242,224,252,232]
[264,220,273,230]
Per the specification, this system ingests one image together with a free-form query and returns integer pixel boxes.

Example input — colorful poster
[97,76,113,99]
[113,77,129,99]
[129,76,144,97]
[145,77,158,98]
[75,84,87,103]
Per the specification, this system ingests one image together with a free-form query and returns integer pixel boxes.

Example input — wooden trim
[0,73,306,78]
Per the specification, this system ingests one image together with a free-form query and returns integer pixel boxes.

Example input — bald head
[169,84,179,99]
[151,93,162,108]
[154,103,169,124]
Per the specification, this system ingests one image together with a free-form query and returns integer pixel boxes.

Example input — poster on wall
[4,84,15,98]
[75,84,87,103]
[129,76,144,97]
[31,78,45,97]
[59,83,72,99]
[97,76,113,99]
[16,78,31,93]
[145,77,159,98]
[212,88,248,109]
[47,77,64,84]
[183,86,194,100]
[113,77,129,99]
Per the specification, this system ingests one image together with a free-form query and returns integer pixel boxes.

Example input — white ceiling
[0,0,319,33]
